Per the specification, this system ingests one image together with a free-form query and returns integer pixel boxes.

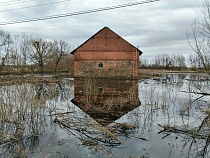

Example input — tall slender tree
[0,30,13,72]
[51,40,70,73]
[188,0,210,74]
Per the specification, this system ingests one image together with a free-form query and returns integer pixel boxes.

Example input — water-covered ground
[0,74,210,158]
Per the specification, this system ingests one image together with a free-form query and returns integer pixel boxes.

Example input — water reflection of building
[71,78,140,125]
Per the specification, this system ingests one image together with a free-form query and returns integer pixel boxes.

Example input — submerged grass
[0,76,72,157]
[1,73,210,157]
[0,84,46,157]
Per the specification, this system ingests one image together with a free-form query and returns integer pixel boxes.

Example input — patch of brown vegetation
[139,68,209,78]
[0,75,60,86]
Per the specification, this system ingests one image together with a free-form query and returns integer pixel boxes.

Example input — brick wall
[73,27,140,78]
[77,28,133,52]
[75,60,138,78]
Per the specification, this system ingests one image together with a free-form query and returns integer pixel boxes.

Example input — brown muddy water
[0,74,210,158]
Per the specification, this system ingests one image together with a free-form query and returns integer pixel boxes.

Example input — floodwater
[0,74,210,158]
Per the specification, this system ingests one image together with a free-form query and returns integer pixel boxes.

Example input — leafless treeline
[0,30,73,74]
[140,53,187,70]
[140,52,208,70]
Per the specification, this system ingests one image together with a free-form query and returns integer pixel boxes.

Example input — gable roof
[71,26,143,55]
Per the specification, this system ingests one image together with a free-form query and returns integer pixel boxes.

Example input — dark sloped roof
[71,26,143,55]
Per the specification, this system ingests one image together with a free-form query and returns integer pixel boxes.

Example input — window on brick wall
[98,62,103,68]
[98,87,103,93]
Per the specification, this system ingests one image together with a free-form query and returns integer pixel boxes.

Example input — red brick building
[71,27,143,78]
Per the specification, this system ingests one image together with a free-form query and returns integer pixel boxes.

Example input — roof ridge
[71,26,143,55]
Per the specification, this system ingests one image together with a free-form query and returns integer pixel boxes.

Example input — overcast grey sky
[0,0,204,60]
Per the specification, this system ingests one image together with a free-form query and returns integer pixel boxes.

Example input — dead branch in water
[54,117,121,147]
[181,90,210,96]
[47,111,75,116]
[158,113,210,157]
[158,124,210,139]
[158,114,210,139]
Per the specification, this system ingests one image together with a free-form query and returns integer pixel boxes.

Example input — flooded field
[0,74,210,158]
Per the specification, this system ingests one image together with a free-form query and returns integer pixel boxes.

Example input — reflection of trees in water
[185,75,210,99]
[164,74,186,88]
[0,80,73,157]
[159,75,210,158]
[35,80,72,101]
[139,74,210,157]
[139,82,177,126]
[0,85,46,157]
[53,78,141,156]
[152,74,187,89]
[2,74,209,157]
[158,112,210,158]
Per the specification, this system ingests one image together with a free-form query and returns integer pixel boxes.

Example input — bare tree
[0,30,13,72]
[140,59,149,68]
[9,35,22,72]
[189,53,203,69]
[188,0,210,74]
[51,40,70,73]
[154,53,171,68]
[20,34,31,72]
[176,53,186,68]
[27,38,53,74]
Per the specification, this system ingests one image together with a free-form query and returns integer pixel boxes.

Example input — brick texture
[72,27,142,78]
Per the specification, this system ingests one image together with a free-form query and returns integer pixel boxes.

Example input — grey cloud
[155,0,203,10]
[0,0,204,61]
